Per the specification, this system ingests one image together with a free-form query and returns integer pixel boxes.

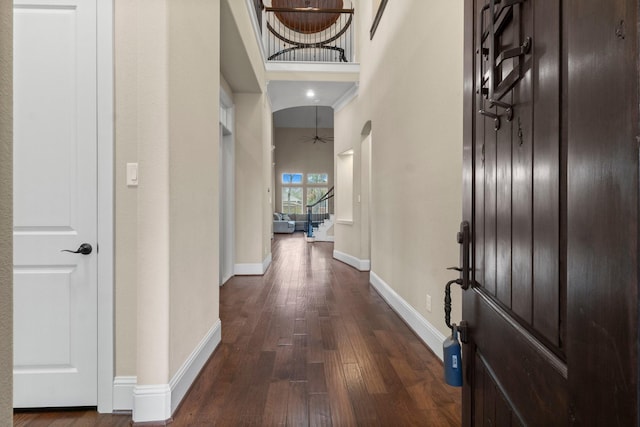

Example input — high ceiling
[267,80,356,112]
[273,105,333,128]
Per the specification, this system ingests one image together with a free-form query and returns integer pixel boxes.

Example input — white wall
[114,0,221,420]
[168,0,220,376]
[334,0,464,340]
[235,93,272,267]
[114,0,139,378]
[0,0,12,423]
[274,127,334,213]
[221,0,273,272]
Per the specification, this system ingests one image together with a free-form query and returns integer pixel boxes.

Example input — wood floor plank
[305,310,325,364]
[15,233,461,426]
[287,381,309,427]
[307,362,328,394]
[262,380,290,426]
[342,362,381,426]
[309,394,332,427]
[323,350,358,427]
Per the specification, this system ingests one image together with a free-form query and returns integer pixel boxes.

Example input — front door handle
[443,221,472,343]
[451,221,471,290]
[61,243,93,255]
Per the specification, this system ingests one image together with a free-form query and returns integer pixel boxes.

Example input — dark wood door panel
[496,89,513,308]
[465,0,568,423]
[474,351,524,426]
[465,0,639,424]
[464,288,568,425]
[565,0,638,424]
[531,1,561,348]
[510,7,534,325]
[473,0,562,347]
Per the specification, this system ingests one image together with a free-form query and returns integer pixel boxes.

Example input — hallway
[15,233,461,426]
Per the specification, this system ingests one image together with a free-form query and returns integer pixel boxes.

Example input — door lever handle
[61,243,93,255]
[457,221,472,290]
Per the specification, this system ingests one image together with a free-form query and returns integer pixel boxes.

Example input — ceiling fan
[302,106,334,144]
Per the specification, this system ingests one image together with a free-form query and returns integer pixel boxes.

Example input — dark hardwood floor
[14,233,461,426]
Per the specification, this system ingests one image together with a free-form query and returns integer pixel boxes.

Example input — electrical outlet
[426,294,432,312]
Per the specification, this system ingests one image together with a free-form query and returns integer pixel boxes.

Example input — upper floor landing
[221,0,360,111]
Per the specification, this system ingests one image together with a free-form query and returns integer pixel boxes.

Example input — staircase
[311,214,334,242]
[304,187,334,243]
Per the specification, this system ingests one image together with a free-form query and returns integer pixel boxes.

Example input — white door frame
[96,0,114,413]
[219,86,235,286]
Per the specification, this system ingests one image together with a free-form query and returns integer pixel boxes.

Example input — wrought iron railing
[254,1,355,63]
[306,186,334,237]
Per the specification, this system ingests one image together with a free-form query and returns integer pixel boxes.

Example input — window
[282,187,304,214]
[307,187,329,213]
[281,172,330,214]
[281,172,304,213]
[282,173,303,184]
[306,173,328,184]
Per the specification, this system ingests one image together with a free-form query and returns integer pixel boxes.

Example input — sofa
[274,212,330,232]
[273,212,295,233]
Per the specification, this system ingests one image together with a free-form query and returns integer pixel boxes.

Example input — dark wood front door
[462,0,638,425]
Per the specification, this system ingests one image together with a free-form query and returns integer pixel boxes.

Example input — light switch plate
[126,163,138,186]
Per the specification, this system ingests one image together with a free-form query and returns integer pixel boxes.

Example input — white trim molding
[113,376,137,411]
[131,320,222,422]
[369,271,446,360]
[235,253,272,275]
[263,252,272,273]
[332,82,359,112]
[169,319,221,413]
[132,384,172,424]
[96,0,114,413]
[333,250,370,272]
[245,0,267,62]
[265,61,360,75]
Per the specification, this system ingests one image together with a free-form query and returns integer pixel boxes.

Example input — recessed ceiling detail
[267,80,357,112]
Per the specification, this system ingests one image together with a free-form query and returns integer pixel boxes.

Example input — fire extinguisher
[443,221,472,387]
[443,279,463,387]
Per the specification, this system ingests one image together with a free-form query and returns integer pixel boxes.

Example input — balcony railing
[255,1,355,63]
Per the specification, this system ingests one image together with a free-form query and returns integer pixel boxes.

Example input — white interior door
[13,0,98,408]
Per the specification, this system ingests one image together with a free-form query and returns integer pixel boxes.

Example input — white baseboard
[220,273,233,286]
[131,319,222,423]
[333,250,370,271]
[113,376,137,411]
[262,253,272,273]
[169,319,221,413]
[235,253,271,275]
[132,384,172,423]
[369,271,446,360]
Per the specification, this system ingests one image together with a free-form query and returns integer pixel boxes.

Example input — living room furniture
[273,213,295,233]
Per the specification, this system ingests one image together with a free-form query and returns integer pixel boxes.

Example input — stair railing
[306,186,334,238]
[253,1,355,63]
